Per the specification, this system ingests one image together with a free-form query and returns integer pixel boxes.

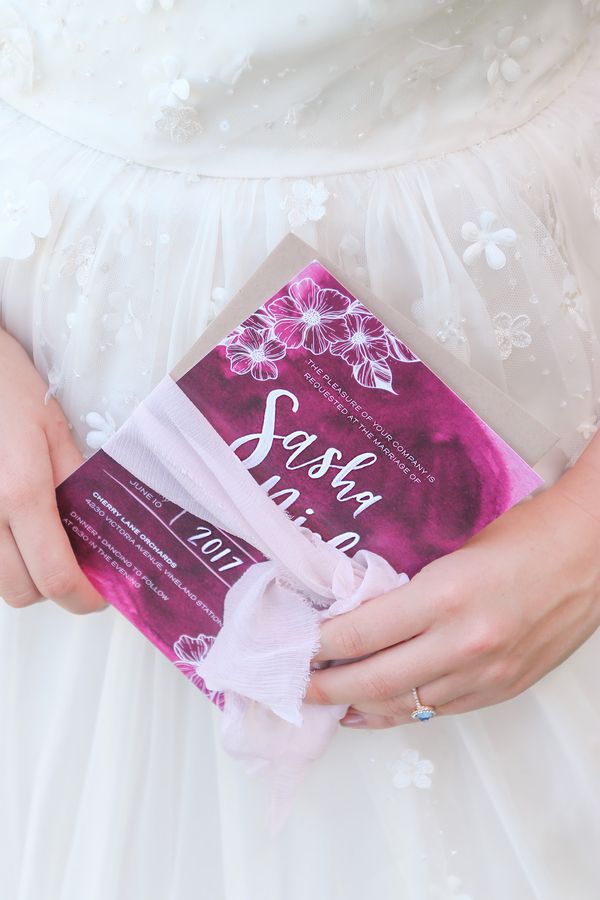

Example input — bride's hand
[0,328,106,614]
[304,440,600,728]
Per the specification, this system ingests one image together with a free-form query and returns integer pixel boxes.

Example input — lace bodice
[0,0,597,176]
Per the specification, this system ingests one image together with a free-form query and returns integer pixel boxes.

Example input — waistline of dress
[0,34,595,181]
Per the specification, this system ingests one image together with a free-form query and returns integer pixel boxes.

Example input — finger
[10,500,108,614]
[435,692,493,717]
[44,408,84,486]
[0,524,44,608]
[313,579,433,663]
[304,632,453,706]
[350,669,478,717]
[339,676,470,729]
[8,437,107,614]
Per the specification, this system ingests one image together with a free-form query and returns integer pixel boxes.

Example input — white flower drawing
[173,633,222,703]
[225,275,418,393]
[0,163,51,260]
[484,26,531,85]
[85,410,117,450]
[461,210,517,270]
[329,313,390,366]
[390,748,434,790]
[283,180,330,229]
[226,327,286,380]
[492,312,532,360]
[270,277,349,354]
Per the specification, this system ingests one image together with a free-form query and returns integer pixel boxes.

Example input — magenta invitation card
[55,261,542,705]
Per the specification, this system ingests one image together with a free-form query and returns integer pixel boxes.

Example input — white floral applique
[25,0,87,47]
[44,364,63,405]
[484,26,530,85]
[591,177,600,222]
[283,180,330,229]
[577,417,598,440]
[136,0,174,11]
[148,55,190,108]
[435,317,468,349]
[0,20,34,92]
[461,210,517,270]
[101,290,144,346]
[155,105,203,143]
[492,312,532,360]
[412,297,468,350]
[59,236,96,286]
[85,410,117,449]
[390,748,434,789]
[147,55,203,143]
[0,163,51,260]
[411,292,470,363]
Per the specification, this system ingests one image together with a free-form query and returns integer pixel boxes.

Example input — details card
[56,260,543,704]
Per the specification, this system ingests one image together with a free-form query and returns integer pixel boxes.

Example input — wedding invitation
[55,237,555,707]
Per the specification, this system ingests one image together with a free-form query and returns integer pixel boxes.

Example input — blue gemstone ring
[411,688,437,722]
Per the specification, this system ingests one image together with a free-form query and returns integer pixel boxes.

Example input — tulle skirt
[1,29,600,900]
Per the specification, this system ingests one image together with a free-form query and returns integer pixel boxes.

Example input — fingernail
[341,712,366,727]
[309,660,330,671]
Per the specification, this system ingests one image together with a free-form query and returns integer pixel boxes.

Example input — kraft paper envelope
[171,234,561,476]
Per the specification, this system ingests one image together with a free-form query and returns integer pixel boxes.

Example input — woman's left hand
[303,445,600,728]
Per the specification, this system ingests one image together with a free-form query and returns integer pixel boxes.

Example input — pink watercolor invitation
[56,260,543,706]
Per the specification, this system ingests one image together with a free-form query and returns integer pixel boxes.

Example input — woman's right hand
[0,327,107,613]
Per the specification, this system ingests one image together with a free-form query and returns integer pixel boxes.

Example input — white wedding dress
[1,1,600,898]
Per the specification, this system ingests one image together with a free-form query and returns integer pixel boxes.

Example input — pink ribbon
[104,376,408,830]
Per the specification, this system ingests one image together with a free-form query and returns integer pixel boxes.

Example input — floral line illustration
[173,632,224,707]
[221,276,419,393]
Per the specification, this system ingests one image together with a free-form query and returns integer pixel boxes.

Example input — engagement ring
[411,687,437,721]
